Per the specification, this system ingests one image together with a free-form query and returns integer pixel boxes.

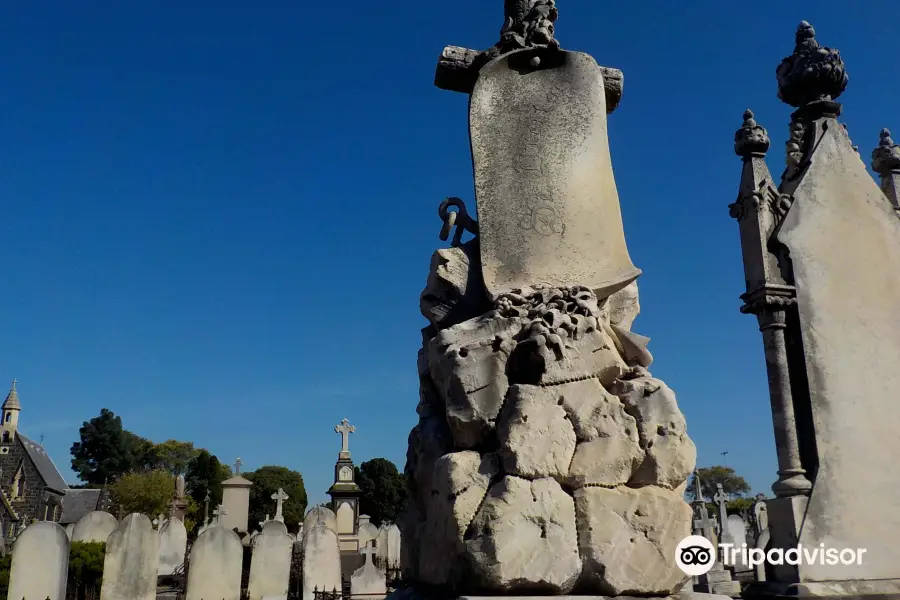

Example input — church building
[0,380,69,543]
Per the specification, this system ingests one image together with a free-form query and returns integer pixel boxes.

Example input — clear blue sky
[0,0,896,507]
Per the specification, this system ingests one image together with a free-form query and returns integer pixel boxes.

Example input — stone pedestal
[696,566,741,598]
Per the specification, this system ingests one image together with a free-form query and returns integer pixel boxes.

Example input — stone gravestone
[248,520,293,600]
[303,505,337,533]
[726,514,751,573]
[375,524,390,568]
[185,526,243,600]
[351,542,386,600]
[100,513,160,600]
[7,521,69,600]
[403,2,696,596]
[301,524,341,600]
[272,488,289,523]
[158,516,188,576]
[357,514,379,548]
[730,21,900,595]
[385,523,401,569]
[65,523,75,540]
[72,510,118,543]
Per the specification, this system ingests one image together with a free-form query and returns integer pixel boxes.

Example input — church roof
[59,489,102,525]
[2,381,20,411]
[17,433,69,494]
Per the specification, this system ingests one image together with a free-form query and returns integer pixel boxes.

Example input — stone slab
[469,47,639,298]
[744,577,900,599]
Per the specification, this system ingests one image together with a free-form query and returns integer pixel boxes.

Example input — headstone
[72,510,118,543]
[272,488,289,523]
[248,520,293,600]
[350,542,386,600]
[158,516,188,576]
[303,505,337,534]
[100,513,160,600]
[385,523,401,568]
[65,523,75,540]
[301,524,341,600]
[7,522,69,600]
[357,514,378,548]
[221,471,253,533]
[726,514,751,572]
[752,497,769,540]
[712,484,732,545]
[375,525,390,567]
[185,526,243,600]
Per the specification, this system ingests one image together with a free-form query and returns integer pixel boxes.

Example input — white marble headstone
[248,521,293,600]
[158,516,188,576]
[8,522,69,600]
[72,510,118,543]
[100,513,160,600]
[301,524,341,600]
[351,542,386,600]
[726,514,750,572]
[186,526,243,600]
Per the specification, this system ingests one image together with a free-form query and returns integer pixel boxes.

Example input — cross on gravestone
[693,505,718,542]
[213,505,226,525]
[203,491,210,525]
[153,514,164,528]
[713,483,730,539]
[272,488,289,522]
[234,457,243,475]
[360,541,376,567]
[335,418,355,455]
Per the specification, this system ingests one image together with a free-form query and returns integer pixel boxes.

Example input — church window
[4,413,9,423]
[1,432,8,443]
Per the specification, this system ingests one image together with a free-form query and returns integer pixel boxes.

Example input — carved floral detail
[776,21,848,108]
[740,295,798,315]
[476,0,560,67]
[734,109,770,157]
[785,119,808,174]
[872,128,900,175]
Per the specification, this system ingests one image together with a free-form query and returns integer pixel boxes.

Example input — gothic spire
[2,380,20,411]
[734,109,771,158]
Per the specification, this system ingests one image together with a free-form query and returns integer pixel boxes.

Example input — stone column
[756,306,811,497]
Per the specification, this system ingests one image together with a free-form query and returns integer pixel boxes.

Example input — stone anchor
[404,1,697,597]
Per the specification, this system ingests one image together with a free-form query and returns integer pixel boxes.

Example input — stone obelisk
[401,1,697,597]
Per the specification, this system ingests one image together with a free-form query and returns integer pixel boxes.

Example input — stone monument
[221,458,252,533]
[730,20,900,598]
[401,1,696,596]
[327,418,362,552]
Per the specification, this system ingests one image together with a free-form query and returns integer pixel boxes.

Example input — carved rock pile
[400,240,697,596]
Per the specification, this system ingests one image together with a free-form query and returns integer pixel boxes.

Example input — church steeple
[2,380,21,443]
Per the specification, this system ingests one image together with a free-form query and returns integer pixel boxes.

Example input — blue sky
[0,0,896,507]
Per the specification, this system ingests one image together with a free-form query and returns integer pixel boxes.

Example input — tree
[245,466,308,533]
[184,450,231,511]
[68,541,105,595]
[145,440,199,476]
[109,470,175,517]
[688,466,752,502]
[356,458,407,527]
[70,409,152,484]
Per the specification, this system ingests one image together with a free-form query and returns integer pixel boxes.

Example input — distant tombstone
[301,525,341,600]
[248,521,293,600]
[357,514,378,548]
[385,523,402,568]
[755,528,771,582]
[185,526,243,600]
[100,514,159,600]
[65,523,75,540]
[8,522,69,600]
[303,505,337,534]
[375,525,390,567]
[350,542,386,600]
[158,516,188,576]
[725,515,751,572]
[72,510,118,543]
[753,498,768,539]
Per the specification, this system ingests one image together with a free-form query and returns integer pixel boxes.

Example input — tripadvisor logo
[674,535,867,576]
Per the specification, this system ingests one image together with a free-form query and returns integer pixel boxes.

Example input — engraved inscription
[520,203,564,235]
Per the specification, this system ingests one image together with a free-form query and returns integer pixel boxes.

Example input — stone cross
[203,491,210,526]
[360,540,376,567]
[234,457,243,475]
[693,504,718,543]
[153,514,164,529]
[213,505,226,525]
[335,418,355,456]
[272,488,289,522]
[713,483,730,539]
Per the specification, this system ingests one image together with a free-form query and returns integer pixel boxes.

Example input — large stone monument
[401,1,696,597]
[327,418,363,552]
[730,21,900,598]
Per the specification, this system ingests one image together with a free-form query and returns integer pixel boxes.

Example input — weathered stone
[418,451,498,586]
[405,410,453,512]
[8,522,69,600]
[186,526,243,600]
[470,49,640,299]
[420,241,489,330]
[301,525,342,600]
[385,523,402,568]
[357,514,379,548]
[575,486,691,595]
[498,385,576,480]
[465,476,580,593]
[607,281,640,330]
[72,510,118,543]
[303,505,337,533]
[555,377,636,441]
[158,517,187,576]
[428,315,519,448]
[248,521,293,600]
[613,376,695,488]
[524,328,628,387]
[351,544,387,600]
[101,514,159,600]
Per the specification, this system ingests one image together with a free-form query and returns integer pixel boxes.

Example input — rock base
[744,579,900,599]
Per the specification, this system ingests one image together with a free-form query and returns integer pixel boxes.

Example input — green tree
[245,466,308,533]
[356,458,407,527]
[70,409,152,484]
[184,450,231,511]
[68,541,105,594]
[109,470,175,517]
[688,466,752,502]
[145,440,199,476]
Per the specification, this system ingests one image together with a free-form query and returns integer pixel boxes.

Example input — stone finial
[734,109,770,158]
[872,128,900,174]
[776,21,848,108]
[496,0,560,55]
